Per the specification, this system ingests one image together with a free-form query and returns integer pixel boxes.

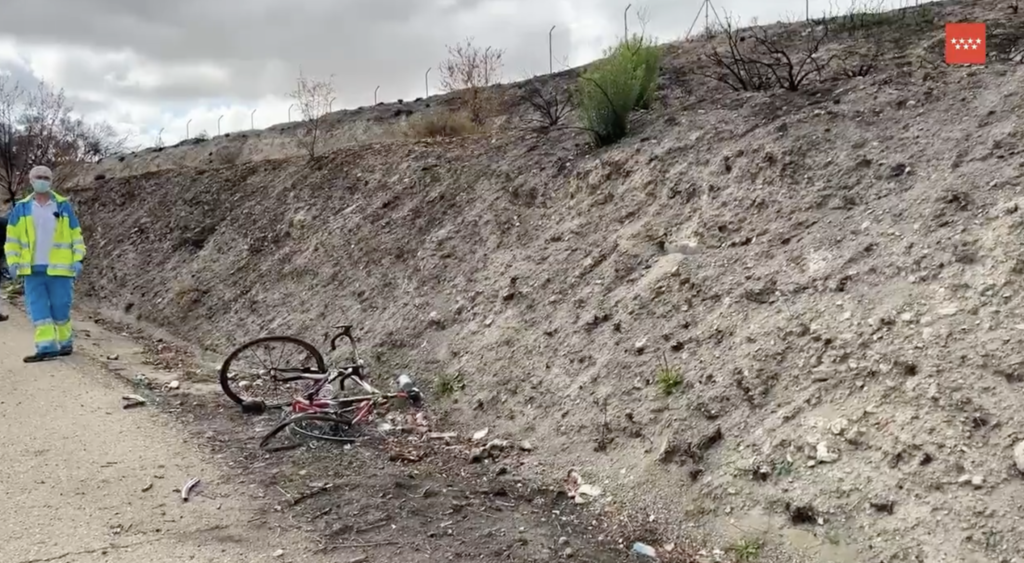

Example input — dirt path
[0,312,339,563]
[0,307,640,563]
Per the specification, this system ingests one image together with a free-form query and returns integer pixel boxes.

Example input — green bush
[576,34,660,146]
[616,35,660,110]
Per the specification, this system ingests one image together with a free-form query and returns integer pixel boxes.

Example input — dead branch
[699,16,775,91]
[518,78,572,130]
[750,22,834,91]
[701,16,834,92]
[836,47,879,78]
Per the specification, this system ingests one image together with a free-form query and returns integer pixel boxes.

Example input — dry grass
[404,112,482,139]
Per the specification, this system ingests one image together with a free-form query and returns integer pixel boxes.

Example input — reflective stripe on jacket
[3,192,86,277]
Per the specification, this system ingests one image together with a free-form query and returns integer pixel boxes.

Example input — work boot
[0,312,7,322]
[58,345,73,356]
[23,351,59,363]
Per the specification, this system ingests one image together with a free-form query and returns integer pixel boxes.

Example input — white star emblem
[951,37,984,50]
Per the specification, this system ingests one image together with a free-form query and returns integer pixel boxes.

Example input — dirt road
[0,311,334,563]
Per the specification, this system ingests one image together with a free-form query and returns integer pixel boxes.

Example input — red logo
[945,23,986,65]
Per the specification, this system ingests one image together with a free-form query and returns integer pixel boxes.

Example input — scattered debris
[869,499,895,514]
[141,482,153,493]
[814,442,839,463]
[564,469,602,504]
[631,542,658,559]
[1014,440,1024,474]
[518,440,534,451]
[272,548,285,557]
[469,439,510,463]
[786,502,819,525]
[106,354,119,360]
[427,432,458,440]
[166,380,180,390]
[472,428,489,441]
[121,394,147,409]
[181,477,200,501]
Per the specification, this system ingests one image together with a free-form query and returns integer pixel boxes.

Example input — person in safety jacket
[3,165,86,362]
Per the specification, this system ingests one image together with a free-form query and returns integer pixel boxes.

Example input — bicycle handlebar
[328,324,355,352]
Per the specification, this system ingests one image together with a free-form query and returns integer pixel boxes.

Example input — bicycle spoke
[222,338,324,406]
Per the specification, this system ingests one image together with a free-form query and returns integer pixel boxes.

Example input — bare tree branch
[0,76,128,200]
[289,70,335,160]
[438,38,506,124]
[518,78,573,130]
[701,16,834,92]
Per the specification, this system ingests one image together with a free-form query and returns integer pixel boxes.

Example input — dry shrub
[288,70,335,159]
[404,112,480,139]
[437,38,505,124]
[701,15,833,91]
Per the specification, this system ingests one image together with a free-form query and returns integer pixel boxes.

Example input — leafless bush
[288,70,335,159]
[519,78,572,130]
[438,38,505,124]
[836,48,879,77]
[987,21,1024,63]
[702,16,834,91]
[0,75,130,200]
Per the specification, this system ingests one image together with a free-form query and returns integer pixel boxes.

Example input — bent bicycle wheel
[259,413,355,450]
[219,336,327,408]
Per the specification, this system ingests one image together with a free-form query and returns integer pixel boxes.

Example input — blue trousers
[24,266,74,354]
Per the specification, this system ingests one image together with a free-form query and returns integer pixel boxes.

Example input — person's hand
[72,262,82,278]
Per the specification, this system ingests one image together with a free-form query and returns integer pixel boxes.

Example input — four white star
[949,37,983,49]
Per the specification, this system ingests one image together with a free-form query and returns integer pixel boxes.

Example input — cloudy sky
[0,0,921,148]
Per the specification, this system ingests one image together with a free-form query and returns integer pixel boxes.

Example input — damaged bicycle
[217,325,424,449]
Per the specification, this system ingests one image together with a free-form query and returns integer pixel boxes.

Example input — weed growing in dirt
[656,353,683,395]
[576,32,660,146]
[730,538,762,561]
[433,372,465,396]
[773,458,794,477]
[404,112,481,139]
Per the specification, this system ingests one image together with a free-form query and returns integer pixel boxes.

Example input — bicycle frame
[290,374,417,425]
[273,325,368,400]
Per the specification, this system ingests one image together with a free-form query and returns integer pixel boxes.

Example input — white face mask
[30,179,51,193]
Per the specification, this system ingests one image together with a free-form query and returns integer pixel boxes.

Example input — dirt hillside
[66,1,1024,561]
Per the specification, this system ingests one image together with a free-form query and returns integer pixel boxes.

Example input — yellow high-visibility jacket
[3,192,86,277]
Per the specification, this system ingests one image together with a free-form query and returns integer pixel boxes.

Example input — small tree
[575,21,660,147]
[437,38,505,124]
[0,76,129,200]
[289,70,335,159]
[577,51,641,147]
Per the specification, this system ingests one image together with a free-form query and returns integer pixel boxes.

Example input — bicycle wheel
[259,413,355,450]
[219,336,327,407]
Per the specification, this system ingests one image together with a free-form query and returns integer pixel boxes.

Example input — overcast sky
[0,0,921,147]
